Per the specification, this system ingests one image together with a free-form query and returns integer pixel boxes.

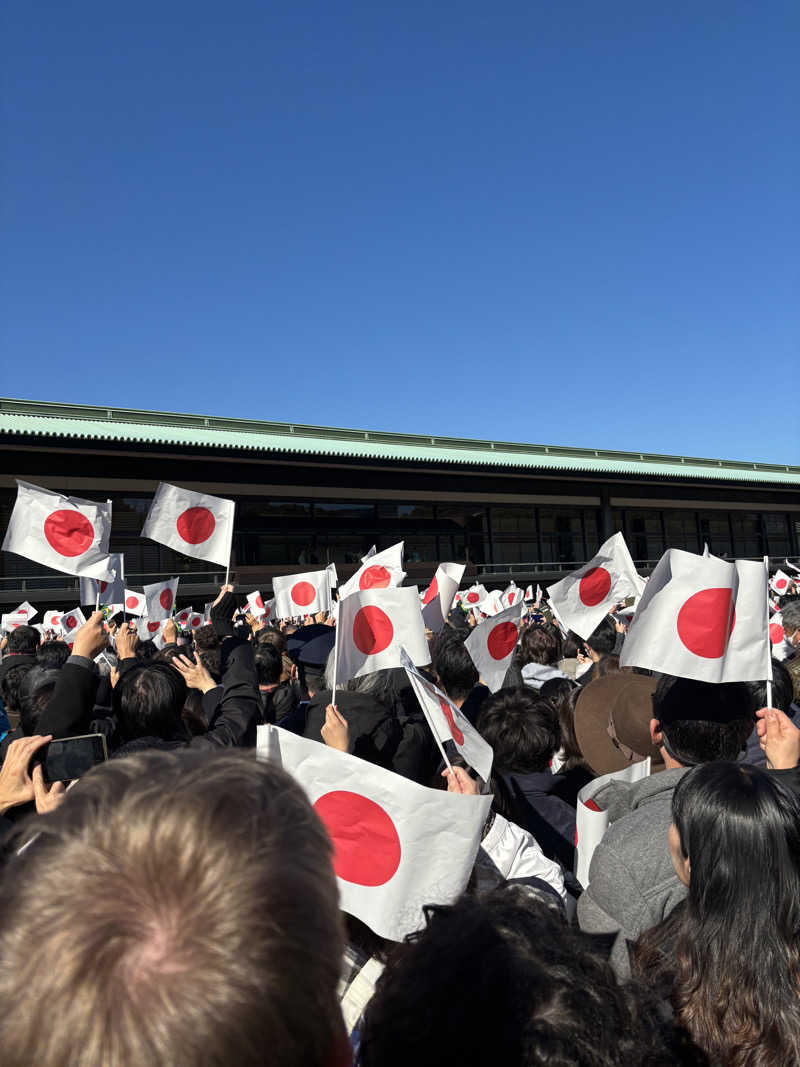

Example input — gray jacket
[577,767,688,978]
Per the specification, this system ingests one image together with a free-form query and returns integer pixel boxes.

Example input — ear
[650,718,662,746]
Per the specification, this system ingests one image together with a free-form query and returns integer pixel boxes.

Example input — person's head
[18,667,60,735]
[540,679,585,769]
[433,632,478,702]
[0,749,346,1067]
[112,663,188,744]
[255,643,283,688]
[134,640,158,662]
[744,659,793,715]
[6,625,40,655]
[192,625,221,678]
[651,676,754,767]
[781,600,800,648]
[359,886,701,1067]
[585,617,616,657]
[594,654,620,677]
[256,627,287,654]
[517,623,563,666]
[0,663,34,723]
[36,641,71,669]
[477,688,560,774]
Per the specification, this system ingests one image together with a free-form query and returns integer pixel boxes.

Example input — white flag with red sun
[273,569,332,619]
[464,601,523,692]
[141,483,235,569]
[335,585,430,684]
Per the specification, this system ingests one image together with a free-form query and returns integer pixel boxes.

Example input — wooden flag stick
[764,555,773,708]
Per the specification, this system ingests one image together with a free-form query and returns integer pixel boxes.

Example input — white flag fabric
[138,617,167,642]
[1,613,28,631]
[770,570,792,596]
[257,725,491,941]
[141,483,235,568]
[143,577,179,621]
[524,586,534,602]
[421,562,466,633]
[273,570,332,619]
[768,613,793,662]
[784,559,800,575]
[246,591,268,618]
[535,584,543,607]
[79,554,125,608]
[620,549,770,683]
[337,542,406,601]
[12,601,38,621]
[335,586,430,684]
[546,532,644,640]
[402,654,493,782]
[464,601,523,693]
[478,589,504,617]
[501,583,520,609]
[461,583,488,609]
[575,759,651,888]
[123,590,147,617]
[43,609,64,632]
[175,605,193,628]
[61,606,86,634]
[2,480,114,580]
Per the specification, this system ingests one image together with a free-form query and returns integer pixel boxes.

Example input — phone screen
[40,734,108,784]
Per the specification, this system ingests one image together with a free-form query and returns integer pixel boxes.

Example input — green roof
[1,397,798,486]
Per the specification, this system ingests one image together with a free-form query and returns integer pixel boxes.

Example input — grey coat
[577,767,688,978]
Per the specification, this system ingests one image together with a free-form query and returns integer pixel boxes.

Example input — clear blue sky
[3,2,798,463]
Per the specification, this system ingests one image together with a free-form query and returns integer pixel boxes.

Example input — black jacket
[304,690,402,772]
[495,769,577,870]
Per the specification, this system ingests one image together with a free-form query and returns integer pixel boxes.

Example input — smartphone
[40,734,108,784]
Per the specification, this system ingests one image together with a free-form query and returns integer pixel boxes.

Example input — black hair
[744,660,793,715]
[18,666,60,735]
[517,623,563,666]
[635,762,800,1065]
[562,631,582,659]
[36,641,71,669]
[255,627,287,653]
[432,631,478,702]
[780,600,800,637]
[134,640,158,662]
[112,664,188,745]
[360,886,704,1067]
[7,625,40,655]
[477,687,560,774]
[254,643,282,687]
[652,676,754,766]
[586,616,616,656]
[0,663,34,720]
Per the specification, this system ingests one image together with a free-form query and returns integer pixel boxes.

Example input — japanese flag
[2,480,114,580]
[247,590,268,618]
[61,606,87,637]
[771,570,792,596]
[524,586,534,603]
[123,590,147,617]
[464,601,523,693]
[175,605,193,628]
[337,542,406,601]
[501,583,519,609]
[574,759,651,888]
[257,725,491,941]
[187,612,205,632]
[335,585,430,684]
[768,613,793,662]
[461,583,488,609]
[2,613,28,631]
[12,601,38,621]
[479,589,504,617]
[402,653,493,782]
[536,584,543,607]
[620,550,770,683]
[546,532,644,640]
[43,610,64,632]
[143,577,180,621]
[141,483,235,568]
[421,562,466,633]
[273,570,332,619]
[138,617,167,642]
[79,553,124,607]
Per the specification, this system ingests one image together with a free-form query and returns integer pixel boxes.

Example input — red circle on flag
[291,581,316,606]
[579,566,612,607]
[99,581,109,594]
[18,609,28,617]
[176,507,216,545]
[313,790,402,887]
[191,616,201,628]
[676,588,736,658]
[255,594,264,609]
[466,592,480,604]
[770,622,785,645]
[52,615,60,627]
[352,605,394,655]
[126,596,139,610]
[776,578,788,590]
[422,575,439,606]
[487,621,518,660]
[159,589,173,610]
[439,698,464,745]
[43,510,94,557]
[147,621,160,633]
[64,615,77,629]
[359,565,391,590]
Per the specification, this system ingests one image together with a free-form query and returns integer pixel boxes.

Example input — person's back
[0,749,349,1067]
[577,676,754,975]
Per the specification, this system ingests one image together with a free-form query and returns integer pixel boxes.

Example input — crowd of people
[0,578,800,1066]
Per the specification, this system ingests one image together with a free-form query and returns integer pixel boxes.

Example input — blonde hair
[0,750,345,1067]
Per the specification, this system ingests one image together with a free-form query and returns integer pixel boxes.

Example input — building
[1,397,798,609]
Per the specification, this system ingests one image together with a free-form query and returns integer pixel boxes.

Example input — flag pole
[764,555,773,708]
[95,586,100,612]
[330,572,339,705]
[121,555,126,623]
[224,503,235,587]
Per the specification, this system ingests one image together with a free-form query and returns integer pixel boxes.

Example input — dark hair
[477,688,560,774]
[112,664,188,745]
[781,600,800,635]
[18,667,60,735]
[255,644,282,687]
[256,627,287,654]
[635,762,800,1066]
[540,679,587,772]
[192,624,220,651]
[652,676,753,766]
[7,625,40,655]
[360,887,704,1067]
[134,640,158,662]
[586,617,616,656]
[0,663,34,720]
[561,631,582,659]
[518,623,563,666]
[595,654,620,677]
[744,660,793,715]
[433,632,478,702]
[36,641,71,669]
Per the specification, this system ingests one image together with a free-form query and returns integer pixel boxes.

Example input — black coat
[304,690,402,772]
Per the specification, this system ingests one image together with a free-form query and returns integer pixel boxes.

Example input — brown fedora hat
[573,672,664,777]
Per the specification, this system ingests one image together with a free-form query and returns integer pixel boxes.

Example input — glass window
[314,501,376,520]
[698,513,732,558]
[764,513,791,557]
[583,511,600,556]
[437,505,489,564]
[490,507,537,535]
[626,510,665,564]
[377,503,434,519]
[664,511,700,553]
[730,513,763,558]
[539,509,584,564]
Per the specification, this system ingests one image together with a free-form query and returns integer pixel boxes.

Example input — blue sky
[3,2,798,463]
